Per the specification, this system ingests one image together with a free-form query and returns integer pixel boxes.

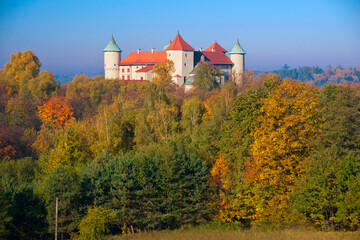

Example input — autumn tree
[0,50,41,94]
[245,80,321,223]
[152,59,175,86]
[38,96,75,128]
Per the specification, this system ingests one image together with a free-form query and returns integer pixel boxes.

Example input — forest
[271,64,360,86]
[0,50,359,239]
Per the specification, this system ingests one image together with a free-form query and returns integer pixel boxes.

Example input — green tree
[294,84,360,230]
[74,206,116,240]
[0,158,47,239]
[44,166,87,239]
[193,62,221,91]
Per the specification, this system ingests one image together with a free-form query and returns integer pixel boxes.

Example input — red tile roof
[173,74,182,77]
[136,65,154,72]
[205,41,228,53]
[202,51,233,65]
[166,33,194,51]
[120,51,166,65]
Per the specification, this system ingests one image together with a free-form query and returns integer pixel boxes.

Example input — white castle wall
[167,50,194,86]
[104,52,120,79]
[230,54,245,77]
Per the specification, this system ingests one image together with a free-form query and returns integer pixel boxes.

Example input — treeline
[0,51,359,239]
[272,65,360,86]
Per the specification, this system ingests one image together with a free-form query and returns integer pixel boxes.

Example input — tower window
[184,63,187,66]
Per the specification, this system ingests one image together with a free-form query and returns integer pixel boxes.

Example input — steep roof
[230,39,246,54]
[202,51,233,65]
[103,35,122,52]
[166,33,194,51]
[120,51,167,65]
[136,65,154,72]
[204,41,228,53]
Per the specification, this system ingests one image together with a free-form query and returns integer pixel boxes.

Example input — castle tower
[103,35,122,79]
[166,33,194,85]
[229,39,246,78]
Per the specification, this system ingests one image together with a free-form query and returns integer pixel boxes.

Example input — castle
[103,33,246,87]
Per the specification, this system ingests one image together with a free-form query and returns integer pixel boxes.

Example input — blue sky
[0,0,359,75]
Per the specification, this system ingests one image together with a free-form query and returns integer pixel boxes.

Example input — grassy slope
[113,228,360,240]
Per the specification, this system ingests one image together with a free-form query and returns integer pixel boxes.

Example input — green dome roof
[230,39,246,54]
[163,40,172,51]
[103,35,122,52]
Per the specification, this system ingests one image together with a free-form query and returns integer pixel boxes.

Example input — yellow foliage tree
[152,59,175,86]
[245,80,322,223]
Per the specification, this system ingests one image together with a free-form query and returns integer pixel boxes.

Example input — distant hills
[270,65,360,86]
[55,72,104,84]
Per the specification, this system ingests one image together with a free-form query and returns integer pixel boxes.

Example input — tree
[294,84,360,230]
[74,206,116,240]
[38,96,75,128]
[0,50,41,93]
[246,80,321,223]
[193,62,221,91]
[44,166,86,239]
[180,97,206,141]
[152,60,175,86]
[28,70,58,102]
[0,158,47,239]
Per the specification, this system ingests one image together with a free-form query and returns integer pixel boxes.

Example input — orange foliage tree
[245,80,322,223]
[38,96,75,128]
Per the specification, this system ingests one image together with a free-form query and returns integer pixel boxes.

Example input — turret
[103,35,122,79]
[163,40,172,51]
[229,39,246,78]
[166,33,194,85]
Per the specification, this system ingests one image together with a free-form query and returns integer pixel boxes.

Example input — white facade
[103,35,246,87]
[230,53,245,77]
[104,52,121,79]
[166,50,194,84]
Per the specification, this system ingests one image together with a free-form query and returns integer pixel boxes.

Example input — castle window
[185,54,187,57]
[141,77,143,80]
[184,63,186,66]
[114,64,116,66]
[169,54,171,57]
[127,69,130,72]
[122,69,124,73]
[127,75,130,80]
[122,76,125,80]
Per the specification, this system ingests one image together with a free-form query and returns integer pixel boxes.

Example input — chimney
[151,48,155,54]
[199,47,202,52]
[137,49,141,54]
